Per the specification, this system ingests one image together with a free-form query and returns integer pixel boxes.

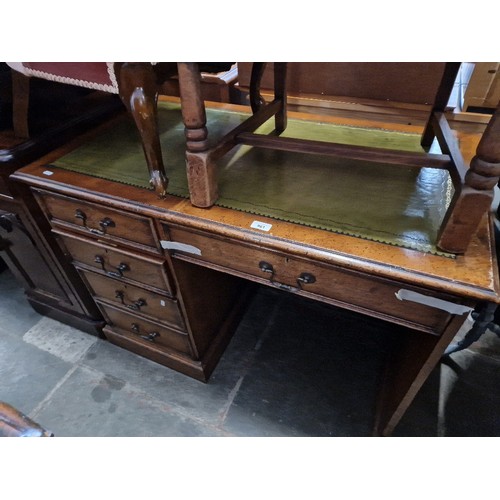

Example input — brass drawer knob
[259,261,274,277]
[75,209,115,236]
[297,272,316,288]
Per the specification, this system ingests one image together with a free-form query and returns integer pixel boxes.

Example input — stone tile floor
[1,266,499,437]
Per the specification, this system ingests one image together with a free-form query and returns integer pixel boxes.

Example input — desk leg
[177,62,218,208]
[374,314,468,436]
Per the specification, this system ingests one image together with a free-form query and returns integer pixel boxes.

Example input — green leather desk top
[51,102,453,256]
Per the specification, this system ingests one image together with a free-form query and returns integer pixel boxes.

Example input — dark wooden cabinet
[0,68,123,333]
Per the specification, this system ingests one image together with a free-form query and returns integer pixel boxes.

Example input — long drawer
[33,188,160,253]
[164,225,457,334]
[56,230,174,294]
[98,301,192,356]
[80,269,185,331]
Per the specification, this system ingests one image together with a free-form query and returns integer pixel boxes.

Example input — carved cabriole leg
[116,63,168,198]
[177,62,217,208]
[437,102,500,253]
[11,70,30,139]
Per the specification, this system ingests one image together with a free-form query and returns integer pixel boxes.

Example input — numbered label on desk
[251,220,272,232]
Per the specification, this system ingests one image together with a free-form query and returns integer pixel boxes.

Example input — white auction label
[43,170,54,176]
[250,220,272,232]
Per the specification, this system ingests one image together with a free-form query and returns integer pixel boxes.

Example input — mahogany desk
[10,107,500,436]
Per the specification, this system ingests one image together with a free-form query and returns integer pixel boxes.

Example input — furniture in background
[1,67,122,333]
[175,62,500,255]
[462,62,500,113]
[0,401,53,437]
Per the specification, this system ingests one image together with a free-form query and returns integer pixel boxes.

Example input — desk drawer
[165,226,455,333]
[34,188,159,252]
[98,301,192,356]
[56,231,173,294]
[80,270,185,330]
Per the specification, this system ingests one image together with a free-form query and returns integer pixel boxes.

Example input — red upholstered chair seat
[7,62,119,93]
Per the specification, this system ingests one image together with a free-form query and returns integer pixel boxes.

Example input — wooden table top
[11,100,500,303]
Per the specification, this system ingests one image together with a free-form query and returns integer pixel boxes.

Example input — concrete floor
[1,265,499,437]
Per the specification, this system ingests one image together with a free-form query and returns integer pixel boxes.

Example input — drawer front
[57,231,173,294]
[34,188,159,252]
[98,301,192,356]
[81,270,185,330]
[165,226,454,333]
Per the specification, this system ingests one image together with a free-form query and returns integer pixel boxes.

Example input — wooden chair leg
[249,62,287,133]
[249,63,267,113]
[273,62,287,134]
[11,70,30,139]
[116,62,168,198]
[437,101,500,253]
[177,62,218,208]
[421,62,461,150]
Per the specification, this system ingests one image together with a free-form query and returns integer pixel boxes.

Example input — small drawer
[33,188,159,253]
[98,301,192,356]
[56,230,173,294]
[165,225,456,334]
[80,269,185,330]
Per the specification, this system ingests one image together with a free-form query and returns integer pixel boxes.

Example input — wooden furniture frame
[11,118,500,434]
[175,62,500,255]
[1,78,122,335]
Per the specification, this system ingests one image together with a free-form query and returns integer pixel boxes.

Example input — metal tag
[160,240,202,256]
[395,289,473,315]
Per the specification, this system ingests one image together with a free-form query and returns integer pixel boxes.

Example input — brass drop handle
[75,209,115,235]
[258,261,316,292]
[131,323,159,342]
[94,255,105,271]
[94,255,129,278]
[115,291,147,311]
[108,262,130,278]
[258,261,294,291]
[130,298,147,311]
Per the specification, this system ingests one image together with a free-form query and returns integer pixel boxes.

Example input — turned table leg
[177,62,218,208]
[437,101,500,253]
[116,63,168,198]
